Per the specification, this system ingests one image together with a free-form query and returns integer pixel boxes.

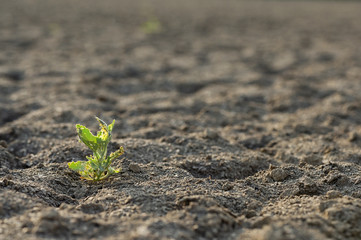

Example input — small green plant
[68,117,124,181]
[141,16,162,34]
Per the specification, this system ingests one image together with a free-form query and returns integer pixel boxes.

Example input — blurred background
[1,0,361,135]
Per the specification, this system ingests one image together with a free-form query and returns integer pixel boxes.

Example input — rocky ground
[1,0,361,239]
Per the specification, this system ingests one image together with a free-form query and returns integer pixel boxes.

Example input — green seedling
[68,117,124,181]
[141,16,162,34]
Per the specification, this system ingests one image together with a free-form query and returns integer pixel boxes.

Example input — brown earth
[1,0,361,239]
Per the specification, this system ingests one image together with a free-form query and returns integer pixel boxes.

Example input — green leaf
[86,155,95,161]
[97,128,109,142]
[108,120,115,133]
[89,160,98,170]
[109,147,124,162]
[68,161,86,171]
[107,166,121,175]
[95,117,107,128]
[76,124,99,152]
[95,121,110,143]
[111,166,121,173]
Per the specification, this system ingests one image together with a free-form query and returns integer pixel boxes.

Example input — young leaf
[68,161,86,171]
[109,147,124,162]
[95,117,107,128]
[108,166,121,174]
[76,124,99,152]
[108,120,115,133]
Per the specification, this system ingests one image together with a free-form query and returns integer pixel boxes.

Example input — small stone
[326,190,342,199]
[270,168,289,182]
[129,163,141,173]
[299,177,318,194]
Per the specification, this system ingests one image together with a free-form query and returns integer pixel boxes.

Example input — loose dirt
[1,0,361,239]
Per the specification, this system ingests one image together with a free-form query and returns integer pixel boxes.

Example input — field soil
[1,0,361,239]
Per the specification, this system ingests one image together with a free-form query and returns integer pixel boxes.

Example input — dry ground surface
[1,0,361,239]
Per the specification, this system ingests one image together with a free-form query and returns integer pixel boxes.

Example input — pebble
[299,177,318,194]
[270,168,289,182]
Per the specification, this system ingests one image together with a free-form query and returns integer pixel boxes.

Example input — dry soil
[1,0,361,239]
